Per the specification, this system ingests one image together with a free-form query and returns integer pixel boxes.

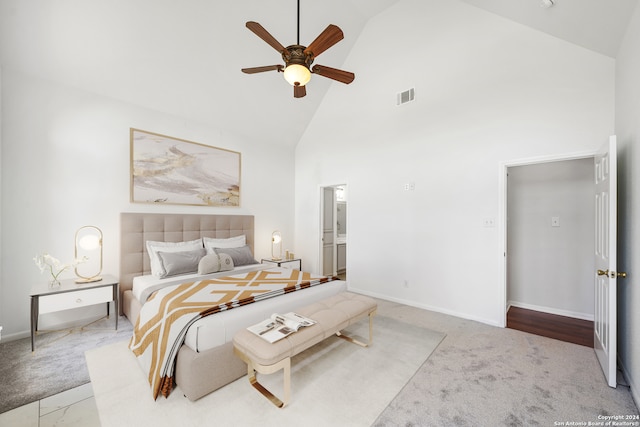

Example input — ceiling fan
[241,0,355,98]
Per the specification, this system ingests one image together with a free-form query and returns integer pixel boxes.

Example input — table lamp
[272,231,282,260]
[75,225,103,283]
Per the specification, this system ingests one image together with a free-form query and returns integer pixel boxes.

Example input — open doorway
[319,184,347,280]
[501,138,619,386]
[505,158,595,347]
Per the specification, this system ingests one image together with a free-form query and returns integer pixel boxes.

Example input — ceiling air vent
[397,88,415,106]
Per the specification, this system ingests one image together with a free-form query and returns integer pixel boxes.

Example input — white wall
[0,66,3,339]
[507,159,594,320]
[295,0,614,326]
[0,69,295,339]
[615,0,640,408]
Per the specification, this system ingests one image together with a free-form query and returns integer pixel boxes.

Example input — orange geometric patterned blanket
[128,267,337,399]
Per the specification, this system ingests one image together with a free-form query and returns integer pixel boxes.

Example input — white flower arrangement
[33,253,86,286]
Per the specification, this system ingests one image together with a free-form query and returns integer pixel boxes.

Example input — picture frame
[130,128,241,207]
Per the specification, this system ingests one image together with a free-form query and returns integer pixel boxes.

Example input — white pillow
[203,235,246,254]
[146,239,203,276]
[198,254,221,275]
[197,253,235,275]
[218,253,234,271]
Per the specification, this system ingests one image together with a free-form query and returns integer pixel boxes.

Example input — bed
[119,212,347,400]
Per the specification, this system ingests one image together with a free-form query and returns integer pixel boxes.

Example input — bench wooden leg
[234,348,291,408]
[335,309,376,347]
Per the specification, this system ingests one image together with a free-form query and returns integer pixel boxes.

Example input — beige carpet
[373,300,639,426]
[86,315,445,427]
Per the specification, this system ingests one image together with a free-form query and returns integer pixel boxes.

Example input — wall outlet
[403,182,416,191]
[551,216,560,227]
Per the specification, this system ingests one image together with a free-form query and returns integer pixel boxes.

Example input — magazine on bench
[247,312,316,343]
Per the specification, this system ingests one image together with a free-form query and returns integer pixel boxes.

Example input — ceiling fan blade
[294,85,307,98]
[312,64,355,84]
[241,65,283,74]
[246,21,286,53]
[304,24,344,58]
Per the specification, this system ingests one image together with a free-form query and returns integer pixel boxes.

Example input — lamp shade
[271,230,283,260]
[78,234,100,250]
[283,64,311,86]
[75,225,103,283]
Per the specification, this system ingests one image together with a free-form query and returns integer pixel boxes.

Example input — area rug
[0,315,133,414]
[86,315,445,427]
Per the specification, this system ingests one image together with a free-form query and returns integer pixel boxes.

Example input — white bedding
[184,279,347,352]
[132,264,347,353]
[132,263,268,303]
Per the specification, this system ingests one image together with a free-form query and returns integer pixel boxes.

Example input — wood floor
[507,306,594,348]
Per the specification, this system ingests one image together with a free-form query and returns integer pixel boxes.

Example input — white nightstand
[261,258,302,271]
[29,274,118,351]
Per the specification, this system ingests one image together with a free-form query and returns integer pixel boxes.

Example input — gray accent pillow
[214,245,257,267]
[158,248,206,278]
[146,238,203,277]
[198,254,221,275]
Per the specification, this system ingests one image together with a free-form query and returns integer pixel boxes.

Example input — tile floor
[0,383,100,427]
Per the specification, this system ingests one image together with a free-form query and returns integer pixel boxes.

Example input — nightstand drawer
[39,286,113,314]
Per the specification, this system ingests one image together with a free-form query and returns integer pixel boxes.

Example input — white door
[594,136,617,388]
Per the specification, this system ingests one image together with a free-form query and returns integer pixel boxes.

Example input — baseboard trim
[348,286,502,328]
[508,301,594,321]
[1,313,114,343]
[617,356,639,411]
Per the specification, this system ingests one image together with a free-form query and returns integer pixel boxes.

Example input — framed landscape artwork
[130,128,241,207]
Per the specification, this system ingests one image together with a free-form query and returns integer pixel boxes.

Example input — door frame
[498,149,597,328]
[318,183,347,277]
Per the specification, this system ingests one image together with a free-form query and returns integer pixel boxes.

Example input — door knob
[597,269,628,279]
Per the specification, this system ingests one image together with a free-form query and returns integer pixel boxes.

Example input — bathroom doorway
[319,184,347,280]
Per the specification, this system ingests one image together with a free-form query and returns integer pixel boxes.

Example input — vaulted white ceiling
[459,0,638,58]
[1,0,637,147]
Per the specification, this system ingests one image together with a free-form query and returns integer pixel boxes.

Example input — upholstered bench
[233,292,377,407]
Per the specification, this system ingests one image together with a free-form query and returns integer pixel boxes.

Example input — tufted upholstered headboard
[119,212,254,302]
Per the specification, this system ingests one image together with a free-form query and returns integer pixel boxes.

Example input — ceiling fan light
[283,64,311,86]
